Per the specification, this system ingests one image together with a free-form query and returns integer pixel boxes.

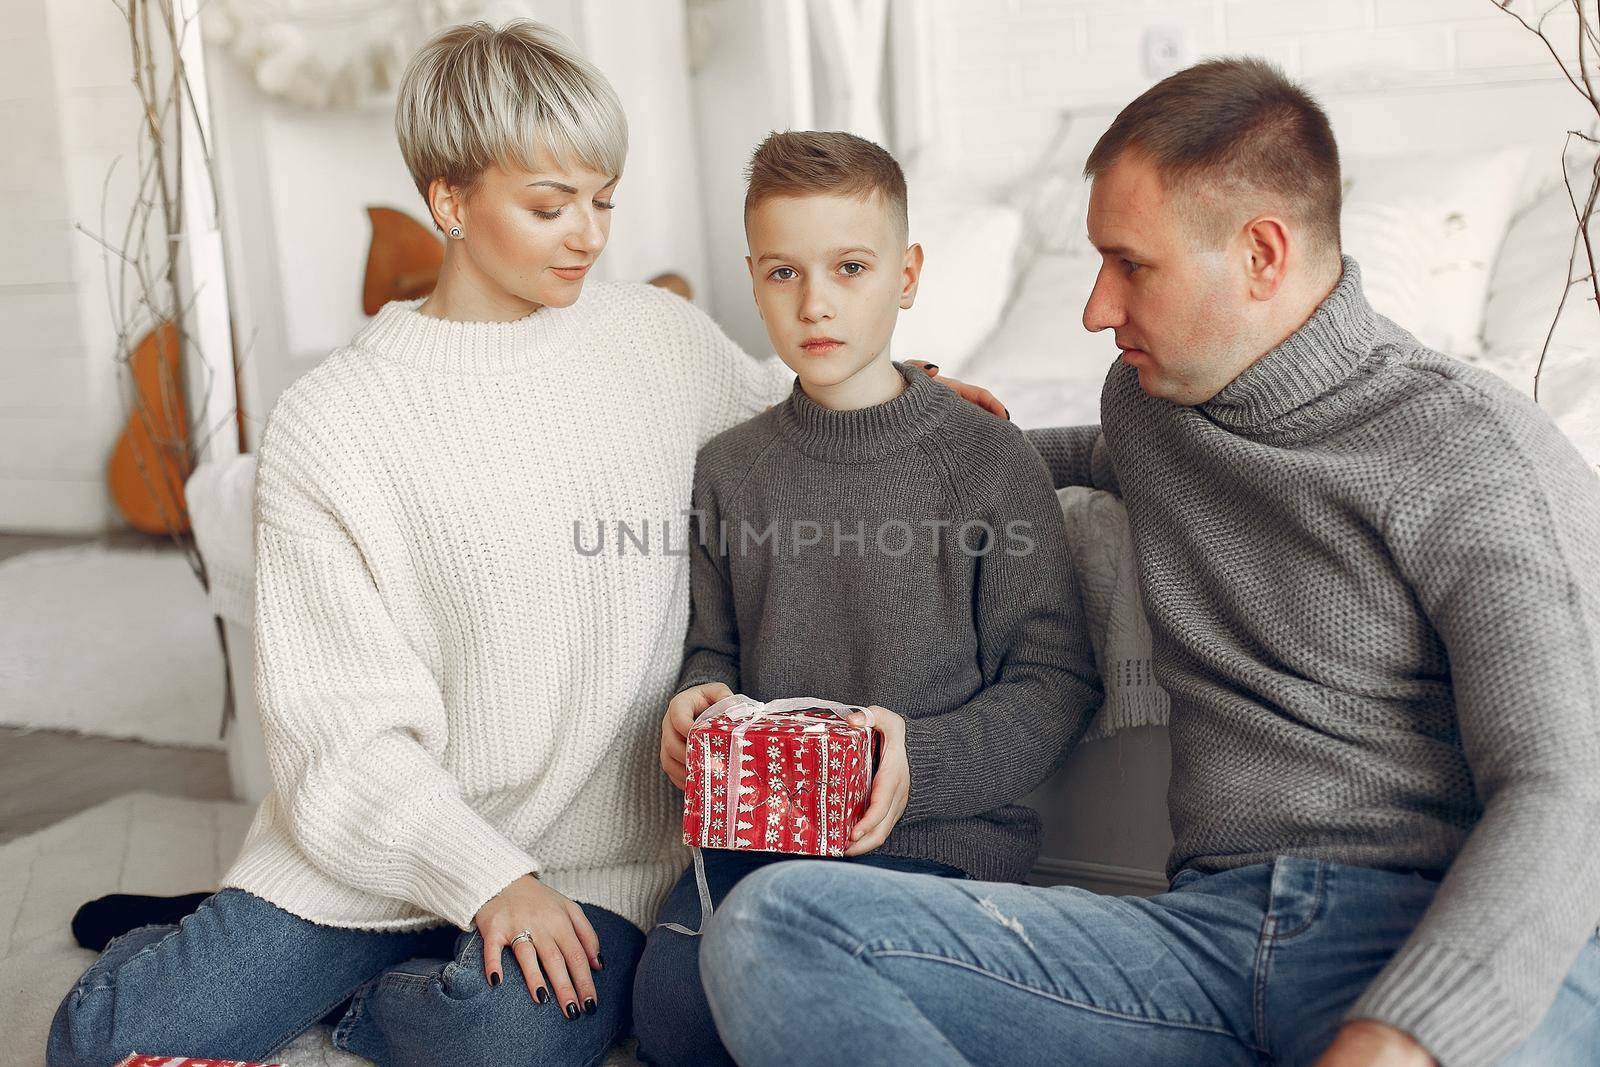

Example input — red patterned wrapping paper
[682,695,875,857]
[114,1057,282,1067]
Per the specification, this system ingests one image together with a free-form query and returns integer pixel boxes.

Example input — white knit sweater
[221,282,793,932]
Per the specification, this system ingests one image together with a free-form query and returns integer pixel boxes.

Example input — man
[697,58,1600,1067]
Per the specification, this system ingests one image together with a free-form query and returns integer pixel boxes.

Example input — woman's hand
[475,874,602,1020]
[903,359,1010,421]
[844,705,910,856]
[661,682,733,789]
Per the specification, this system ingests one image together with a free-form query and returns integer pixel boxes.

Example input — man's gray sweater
[1025,258,1600,1066]
[677,359,1102,883]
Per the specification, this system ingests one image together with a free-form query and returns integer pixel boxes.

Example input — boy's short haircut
[1084,57,1342,257]
[744,131,909,241]
[395,19,627,204]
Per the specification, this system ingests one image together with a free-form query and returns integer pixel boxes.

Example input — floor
[0,793,364,1067]
[0,529,231,847]
[0,528,167,564]
[0,726,232,846]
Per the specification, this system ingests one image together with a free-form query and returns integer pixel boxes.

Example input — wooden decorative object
[362,206,444,315]
[107,322,191,534]
[647,271,694,300]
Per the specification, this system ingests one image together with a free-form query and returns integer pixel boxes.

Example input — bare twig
[1495,0,1600,400]
[1497,0,1590,99]
[83,0,240,734]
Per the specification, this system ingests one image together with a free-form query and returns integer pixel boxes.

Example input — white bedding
[959,251,1116,430]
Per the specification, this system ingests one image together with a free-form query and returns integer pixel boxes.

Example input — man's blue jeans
[632,848,963,1066]
[46,888,645,1067]
[701,857,1600,1066]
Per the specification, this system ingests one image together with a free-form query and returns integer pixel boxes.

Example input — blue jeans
[701,857,1600,1066]
[47,887,645,1067]
[632,848,964,1066]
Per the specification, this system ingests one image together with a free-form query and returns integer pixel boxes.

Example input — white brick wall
[899,0,1587,190]
[0,0,145,533]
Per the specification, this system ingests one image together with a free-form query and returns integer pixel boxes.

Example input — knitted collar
[1200,256,1378,432]
[777,359,954,463]
[353,295,591,375]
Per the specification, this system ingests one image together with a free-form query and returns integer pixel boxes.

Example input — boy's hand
[661,682,733,789]
[844,705,909,855]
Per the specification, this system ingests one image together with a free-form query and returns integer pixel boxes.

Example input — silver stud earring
[449,226,462,239]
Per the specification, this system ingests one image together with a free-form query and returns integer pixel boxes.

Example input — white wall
[0,0,146,533]
[893,0,1589,188]
[687,0,817,357]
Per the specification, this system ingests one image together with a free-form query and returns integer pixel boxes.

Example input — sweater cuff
[1346,941,1522,1067]
[403,798,541,931]
[900,715,955,822]
[675,659,739,696]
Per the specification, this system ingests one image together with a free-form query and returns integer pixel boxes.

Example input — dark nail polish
[564,1001,580,1020]
[1004,407,1012,420]
[926,364,940,374]
[594,953,604,970]
[535,986,548,1004]
[583,997,597,1014]
[489,972,500,987]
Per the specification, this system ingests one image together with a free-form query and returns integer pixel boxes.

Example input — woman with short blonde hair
[46,19,997,1066]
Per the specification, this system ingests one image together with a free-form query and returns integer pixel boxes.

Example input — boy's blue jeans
[46,887,645,1067]
[632,847,964,1066]
[701,857,1600,1066]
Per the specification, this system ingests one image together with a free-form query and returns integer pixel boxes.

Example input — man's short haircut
[1084,57,1342,255]
[395,19,627,203]
[744,131,909,241]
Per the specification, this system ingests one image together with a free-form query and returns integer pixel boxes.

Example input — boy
[631,131,1102,1066]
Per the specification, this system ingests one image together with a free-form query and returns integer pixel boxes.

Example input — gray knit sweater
[1025,257,1600,1067]
[676,359,1102,883]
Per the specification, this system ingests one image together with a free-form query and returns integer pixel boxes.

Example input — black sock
[71,891,214,952]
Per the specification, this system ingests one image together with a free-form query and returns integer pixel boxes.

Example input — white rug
[1,793,640,1067]
[0,546,226,749]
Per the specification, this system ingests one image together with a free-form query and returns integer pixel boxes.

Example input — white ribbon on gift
[660,694,876,938]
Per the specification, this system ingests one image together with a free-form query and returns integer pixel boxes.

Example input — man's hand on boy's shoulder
[844,705,910,856]
[660,682,732,790]
[904,359,1011,422]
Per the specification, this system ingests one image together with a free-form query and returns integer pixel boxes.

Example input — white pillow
[999,111,1094,270]
[1008,166,1091,264]
[889,184,1023,376]
[1341,198,1432,336]
[1340,145,1532,358]
[1475,149,1600,467]
[1481,144,1600,375]
[959,252,1114,429]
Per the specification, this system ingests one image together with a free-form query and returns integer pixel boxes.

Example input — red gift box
[682,695,876,856]
[115,1057,282,1067]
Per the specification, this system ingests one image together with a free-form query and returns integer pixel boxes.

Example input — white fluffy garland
[202,0,512,110]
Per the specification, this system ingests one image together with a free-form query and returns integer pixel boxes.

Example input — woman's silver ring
[510,930,534,947]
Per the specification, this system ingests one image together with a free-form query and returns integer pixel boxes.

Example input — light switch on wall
[1141,25,1190,79]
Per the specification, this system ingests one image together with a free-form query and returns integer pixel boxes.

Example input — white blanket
[1057,486,1170,742]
